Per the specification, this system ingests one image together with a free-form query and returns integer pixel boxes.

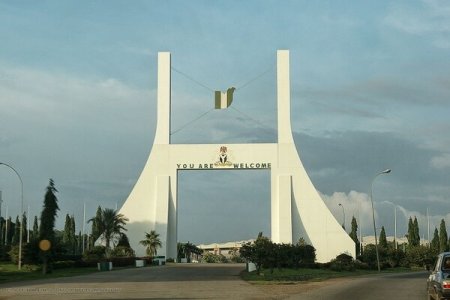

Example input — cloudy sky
[1,0,449,245]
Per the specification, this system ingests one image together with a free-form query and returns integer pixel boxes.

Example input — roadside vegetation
[0,179,447,285]
[0,262,97,284]
[241,265,416,283]
[0,179,160,282]
[237,218,443,283]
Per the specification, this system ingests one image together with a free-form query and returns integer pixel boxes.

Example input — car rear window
[442,256,450,271]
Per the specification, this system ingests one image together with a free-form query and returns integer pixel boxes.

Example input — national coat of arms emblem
[214,146,232,167]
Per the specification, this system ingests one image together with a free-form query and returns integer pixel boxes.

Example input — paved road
[0,264,429,299]
[0,264,265,299]
[286,271,429,300]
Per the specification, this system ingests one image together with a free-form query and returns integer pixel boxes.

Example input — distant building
[361,236,429,247]
[197,240,254,258]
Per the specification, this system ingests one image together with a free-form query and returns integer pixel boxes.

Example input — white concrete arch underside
[119,50,355,263]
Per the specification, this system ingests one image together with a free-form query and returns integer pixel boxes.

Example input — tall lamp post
[370,168,391,272]
[385,201,398,250]
[338,203,346,230]
[0,162,24,270]
[393,205,397,250]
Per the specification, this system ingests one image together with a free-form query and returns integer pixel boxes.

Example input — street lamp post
[370,168,391,272]
[427,208,430,247]
[385,201,398,250]
[0,190,2,220]
[338,203,346,230]
[394,205,397,249]
[0,162,24,270]
[358,205,362,255]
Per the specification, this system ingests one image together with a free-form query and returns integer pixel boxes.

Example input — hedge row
[53,256,154,268]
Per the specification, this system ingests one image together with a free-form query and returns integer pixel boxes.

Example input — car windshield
[442,256,450,271]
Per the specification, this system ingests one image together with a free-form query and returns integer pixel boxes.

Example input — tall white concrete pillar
[154,52,171,145]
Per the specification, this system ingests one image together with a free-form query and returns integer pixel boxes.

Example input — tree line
[0,179,163,273]
[2,178,448,272]
[346,214,449,269]
[237,214,450,272]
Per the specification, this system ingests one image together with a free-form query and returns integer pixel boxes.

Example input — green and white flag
[215,87,236,109]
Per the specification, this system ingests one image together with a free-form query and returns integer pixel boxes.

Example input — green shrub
[23,264,40,271]
[109,257,135,267]
[240,236,317,273]
[353,259,369,270]
[328,253,359,271]
[329,260,346,271]
[110,246,135,257]
[53,260,76,269]
[202,252,228,263]
[219,254,229,263]
[7,246,19,264]
[83,246,106,261]
[230,254,245,263]
[360,244,378,269]
[405,245,434,268]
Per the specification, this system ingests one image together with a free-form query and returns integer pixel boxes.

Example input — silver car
[428,252,450,300]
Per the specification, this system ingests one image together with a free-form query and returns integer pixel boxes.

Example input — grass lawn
[241,267,416,283]
[0,263,98,284]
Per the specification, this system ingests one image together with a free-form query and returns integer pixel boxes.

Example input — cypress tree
[379,226,388,249]
[439,219,448,252]
[63,214,71,251]
[12,216,20,245]
[349,216,360,256]
[39,179,60,274]
[70,215,76,254]
[77,231,82,254]
[6,217,13,245]
[413,217,420,247]
[0,217,4,247]
[39,179,59,241]
[21,212,27,243]
[431,227,440,254]
[407,217,414,246]
[32,216,39,241]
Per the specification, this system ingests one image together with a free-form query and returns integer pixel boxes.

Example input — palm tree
[177,241,202,262]
[88,208,129,250]
[140,230,162,257]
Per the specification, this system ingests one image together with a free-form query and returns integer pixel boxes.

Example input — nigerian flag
[215,87,236,109]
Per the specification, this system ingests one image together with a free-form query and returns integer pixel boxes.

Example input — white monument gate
[119,50,355,262]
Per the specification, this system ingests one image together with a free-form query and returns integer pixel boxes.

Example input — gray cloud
[295,130,449,213]
[384,0,450,49]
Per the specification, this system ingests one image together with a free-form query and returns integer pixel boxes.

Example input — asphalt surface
[287,271,429,300]
[0,264,429,300]
[0,263,265,299]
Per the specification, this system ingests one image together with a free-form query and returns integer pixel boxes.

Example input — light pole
[0,190,2,220]
[338,203,346,230]
[394,205,397,249]
[0,190,2,244]
[0,162,24,270]
[427,208,430,247]
[384,201,398,250]
[370,168,391,272]
[82,202,86,253]
[358,200,363,256]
